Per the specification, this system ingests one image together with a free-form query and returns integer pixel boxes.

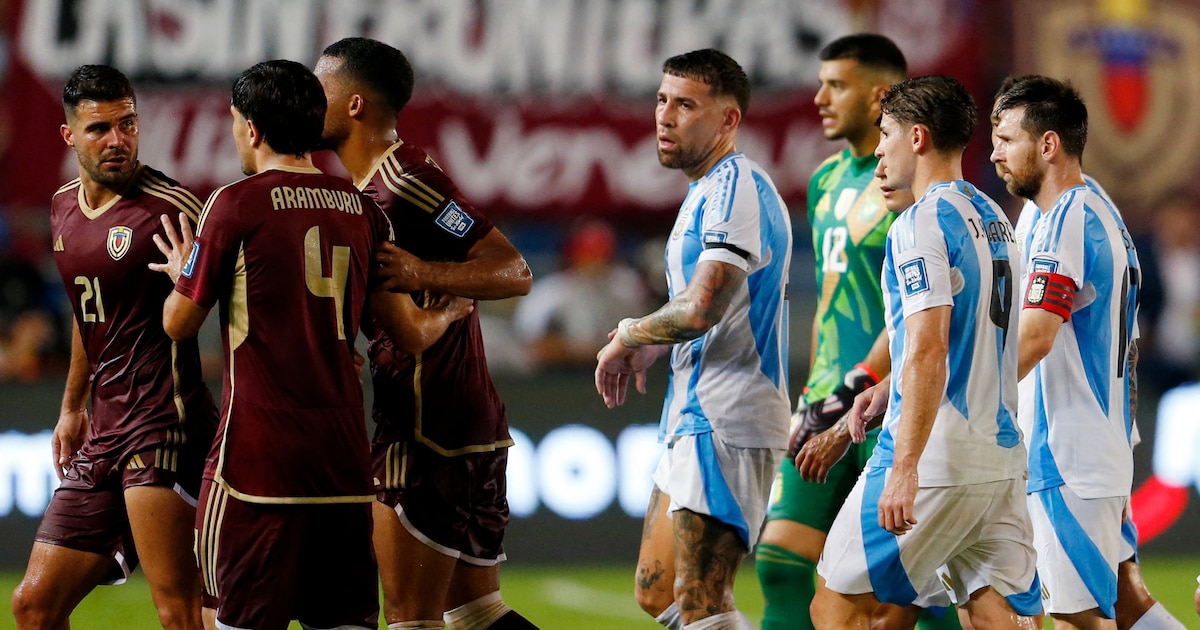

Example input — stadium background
[3,0,1200,626]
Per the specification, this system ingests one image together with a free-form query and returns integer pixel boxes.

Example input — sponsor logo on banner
[107,226,132,261]
[1016,0,1200,217]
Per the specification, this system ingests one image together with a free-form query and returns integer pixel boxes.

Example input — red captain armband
[1024,271,1076,321]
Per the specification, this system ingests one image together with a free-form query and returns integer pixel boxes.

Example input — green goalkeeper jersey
[805,148,894,402]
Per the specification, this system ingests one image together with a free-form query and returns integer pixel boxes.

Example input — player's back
[185,166,391,501]
[877,180,1025,486]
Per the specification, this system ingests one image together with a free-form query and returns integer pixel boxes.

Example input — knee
[152,600,202,630]
[11,580,62,629]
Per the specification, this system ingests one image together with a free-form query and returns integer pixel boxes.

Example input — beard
[657,144,706,172]
[78,150,137,189]
[1000,154,1042,201]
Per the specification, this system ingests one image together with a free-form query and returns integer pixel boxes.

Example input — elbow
[509,261,534,297]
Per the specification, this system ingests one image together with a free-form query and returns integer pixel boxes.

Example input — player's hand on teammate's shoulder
[374,241,426,293]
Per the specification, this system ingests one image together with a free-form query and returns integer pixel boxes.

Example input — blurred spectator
[0,256,54,381]
[1144,196,1200,390]
[513,219,653,370]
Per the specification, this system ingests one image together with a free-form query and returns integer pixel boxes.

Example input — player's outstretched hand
[374,241,426,293]
[795,420,852,483]
[878,468,918,535]
[51,408,89,481]
[847,379,889,443]
[148,212,194,284]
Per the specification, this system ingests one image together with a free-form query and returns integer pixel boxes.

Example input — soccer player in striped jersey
[596,49,792,629]
[992,76,1180,630]
[314,38,536,630]
[11,65,218,630]
[812,76,1040,630]
[759,34,965,630]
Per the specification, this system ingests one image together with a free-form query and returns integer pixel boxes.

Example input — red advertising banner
[0,0,984,218]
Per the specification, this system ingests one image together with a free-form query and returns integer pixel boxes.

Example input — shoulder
[134,166,205,222]
[369,141,462,213]
[810,151,845,184]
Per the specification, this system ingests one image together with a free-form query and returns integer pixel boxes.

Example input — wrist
[616,318,641,347]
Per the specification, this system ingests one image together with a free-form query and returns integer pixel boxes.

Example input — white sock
[682,610,752,630]
[655,602,683,629]
[388,621,445,629]
[443,591,509,630]
[1129,602,1187,630]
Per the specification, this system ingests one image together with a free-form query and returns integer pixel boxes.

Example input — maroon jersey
[50,164,217,464]
[176,166,392,502]
[360,142,512,455]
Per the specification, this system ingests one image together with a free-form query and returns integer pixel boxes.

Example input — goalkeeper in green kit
[755,34,961,630]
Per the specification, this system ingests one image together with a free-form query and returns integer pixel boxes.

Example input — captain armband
[1024,271,1076,321]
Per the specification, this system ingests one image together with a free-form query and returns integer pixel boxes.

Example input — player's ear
[910,123,930,154]
[348,94,366,119]
[246,119,262,148]
[1040,130,1060,162]
[60,123,74,147]
[722,104,742,133]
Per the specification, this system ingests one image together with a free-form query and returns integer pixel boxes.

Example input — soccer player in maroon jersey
[314,38,537,630]
[11,65,218,630]
[151,59,471,630]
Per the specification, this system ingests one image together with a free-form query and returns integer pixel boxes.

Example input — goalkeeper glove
[786,364,879,459]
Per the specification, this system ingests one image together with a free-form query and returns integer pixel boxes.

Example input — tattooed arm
[595,259,746,408]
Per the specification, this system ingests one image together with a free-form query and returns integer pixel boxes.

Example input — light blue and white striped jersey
[1018,180,1139,499]
[660,152,792,449]
[871,180,1027,486]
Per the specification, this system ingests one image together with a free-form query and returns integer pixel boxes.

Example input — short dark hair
[992,75,1088,158]
[231,60,326,157]
[62,65,135,115]
[662,48,750,115]
[321,37,414,115]
[819,33,908,81]
[880,75,977,153]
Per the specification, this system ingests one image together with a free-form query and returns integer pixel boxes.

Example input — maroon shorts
[195,479,378,630]
[374,440,509,564]
[34,429,210,583]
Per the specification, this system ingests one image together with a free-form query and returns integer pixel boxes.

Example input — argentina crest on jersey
[900,258,930,296]
[435,201,474,237]
[107,226,132,261]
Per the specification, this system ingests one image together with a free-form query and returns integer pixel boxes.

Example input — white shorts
[1028,485,1126,617]
[819,467,1040,615]
[651,432,781,549]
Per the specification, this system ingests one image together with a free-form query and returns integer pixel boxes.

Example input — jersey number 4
[303,226,350,340]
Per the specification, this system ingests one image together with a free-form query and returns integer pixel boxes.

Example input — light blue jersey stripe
[1039,487,1117,618]
[861,467,919,606]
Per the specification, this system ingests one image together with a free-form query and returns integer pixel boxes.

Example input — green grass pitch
[2,557,1198,629]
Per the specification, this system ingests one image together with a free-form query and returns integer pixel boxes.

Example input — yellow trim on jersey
[55,178,81,196]
[195,183,236,236]
[354,140,406,190]
[227,247,249,351]
[140,173,203,222]
[218,480,375,505]
[198,481,228,597]
[411,353,514,456]
[265,164,322,174]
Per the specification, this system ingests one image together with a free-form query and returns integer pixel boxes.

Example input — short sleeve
[695,168,763,273]
[1026,200,1085,290]
[889,201,953,319]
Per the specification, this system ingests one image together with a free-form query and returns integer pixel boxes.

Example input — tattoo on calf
[672,509,745,617]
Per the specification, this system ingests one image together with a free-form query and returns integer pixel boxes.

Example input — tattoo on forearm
[672,509,744,617]
[632,262,740,345]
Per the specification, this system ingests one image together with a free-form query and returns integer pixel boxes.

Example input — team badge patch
[182,242,199,279]
[1031,257,1058,274]
[107,226,132,261]
[435,201,474,238]
[703,230,728,245]
[900,259,930,296]
[1026,274,1048,305]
